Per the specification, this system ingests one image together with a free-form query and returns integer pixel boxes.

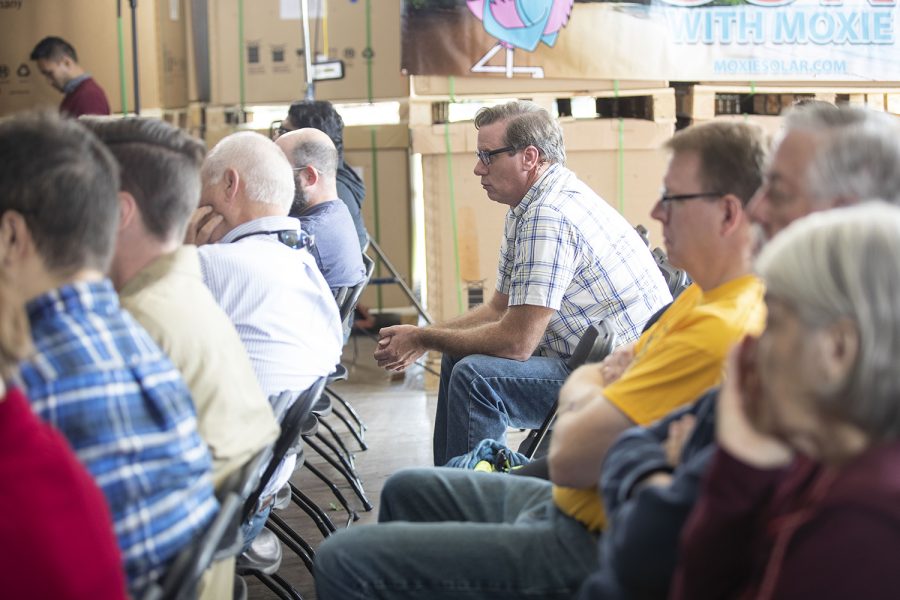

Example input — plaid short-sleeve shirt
[497,164,671,358]
[21,280,218,596]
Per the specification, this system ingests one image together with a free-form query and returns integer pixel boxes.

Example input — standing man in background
[30,36,111,117]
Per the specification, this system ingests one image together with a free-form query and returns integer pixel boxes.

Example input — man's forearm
[437,301,504,330]
[419,320,532,361]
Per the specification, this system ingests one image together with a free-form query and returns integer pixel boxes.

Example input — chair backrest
[334,253,376,339]
[141,492,243,600]
[566,319,618,370]
[635,224,651,247]
[652,247,692,299]
[519,320,619,459]
[241,377,327,522]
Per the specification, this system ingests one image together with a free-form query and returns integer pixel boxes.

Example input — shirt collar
[119,246,199,300]
[26,279,119,323]
[220,216,302,244]
[511,163,561,219]
[62,73,91,95]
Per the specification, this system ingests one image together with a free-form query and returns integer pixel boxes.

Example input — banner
[401,0,900,81]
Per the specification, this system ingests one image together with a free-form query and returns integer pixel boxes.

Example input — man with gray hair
[275,127,366,291]
[187,131,342,396]
[375,100,671,466]
[186,131,342,547]
[749,103,900,239]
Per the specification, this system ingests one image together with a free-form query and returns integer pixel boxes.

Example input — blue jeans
[314,468,599,600]
[240,503,273,553]
[433,353,570,466]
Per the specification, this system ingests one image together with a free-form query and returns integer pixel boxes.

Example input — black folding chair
[517,320,618,460]
[140,492,243,600]
[235,380,327,600]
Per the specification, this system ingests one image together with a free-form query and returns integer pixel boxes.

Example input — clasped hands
[375,325,427,372]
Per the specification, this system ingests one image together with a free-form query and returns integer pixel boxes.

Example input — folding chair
[235,380,327,599]
[517,320,618,460]
[140,492,243,600]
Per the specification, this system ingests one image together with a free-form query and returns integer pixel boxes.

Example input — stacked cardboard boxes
[0,0,189,116]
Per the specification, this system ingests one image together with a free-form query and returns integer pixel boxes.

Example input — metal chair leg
[253,572,303,600]
[313,431,359,479]
[317,417,356,466]
[304,435,373,512]
[331,406,368,451]
[326,386,367,434]
[303,461,359,525]
[268,513,315,574]
[289,482,337,537]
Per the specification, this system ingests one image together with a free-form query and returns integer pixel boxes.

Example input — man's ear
[719,193,744,235]
[522,145,542,171]
[223,168,241,202]
[0,210,32,268]
[298,165,319,188]
[118,191,138,231]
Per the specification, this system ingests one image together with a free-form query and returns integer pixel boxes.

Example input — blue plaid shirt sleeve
[21,281,217,597]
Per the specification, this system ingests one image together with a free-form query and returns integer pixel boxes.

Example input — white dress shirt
[198,215,342,397]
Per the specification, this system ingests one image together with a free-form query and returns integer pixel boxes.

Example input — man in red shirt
[30,36,110,117]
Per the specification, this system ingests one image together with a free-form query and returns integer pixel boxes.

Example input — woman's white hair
[756,201,900,441]
[202,131,294,211]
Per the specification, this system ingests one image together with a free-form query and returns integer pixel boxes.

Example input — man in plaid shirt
[0,112,217,596]
[375,100,671,466]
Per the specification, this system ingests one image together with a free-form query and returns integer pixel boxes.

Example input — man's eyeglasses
[270,119,292,140]
[658,191,724,205]
[476,146,517,167]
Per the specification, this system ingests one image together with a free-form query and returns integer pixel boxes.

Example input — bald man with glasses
[375,100,671,467]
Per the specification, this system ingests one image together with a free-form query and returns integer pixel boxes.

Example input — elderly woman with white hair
[671,202,900,600]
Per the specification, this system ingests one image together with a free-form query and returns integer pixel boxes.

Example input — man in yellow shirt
[550,121,768,530]
[314,120,768,600]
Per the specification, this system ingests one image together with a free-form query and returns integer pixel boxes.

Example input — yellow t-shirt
[553,274,766,531]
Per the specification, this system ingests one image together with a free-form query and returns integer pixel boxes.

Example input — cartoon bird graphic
[467,0,574,78]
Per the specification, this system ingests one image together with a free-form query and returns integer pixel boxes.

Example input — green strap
[365,0,374,104]
[238,0,246,113]
[369,127,383,311]
[364,0,380,307]
[444,121,464,314]
[614,80,624,215]
[116,12,128,114]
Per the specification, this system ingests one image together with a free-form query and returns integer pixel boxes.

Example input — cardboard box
[201,0,408,105]
[413,117,674,323]
[0,0,189,116]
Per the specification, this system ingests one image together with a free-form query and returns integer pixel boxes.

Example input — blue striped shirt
[498,164,672,358]
[197,216,343,397]
[20,280,218,596]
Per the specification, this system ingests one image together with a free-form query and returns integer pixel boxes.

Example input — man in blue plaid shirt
[0,112,218,596]
[375,100,671,465]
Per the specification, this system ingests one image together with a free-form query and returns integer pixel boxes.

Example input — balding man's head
[749,105,900,240]
[276,128,339,214]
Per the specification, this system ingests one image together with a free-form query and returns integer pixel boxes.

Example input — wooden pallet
[674,83,900,125]
[409,87,676,126]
